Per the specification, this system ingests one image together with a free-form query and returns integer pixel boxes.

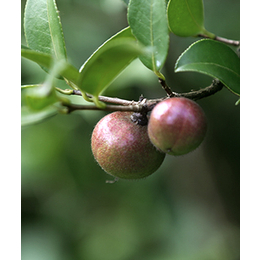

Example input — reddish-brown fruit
[91,112,165,179]
[148,97,207,156]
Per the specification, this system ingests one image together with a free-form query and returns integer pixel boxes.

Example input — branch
[72,90,135,106]
[158,78,175,97]
[214,36,240,46]
[63,102,145,114]
[61,79,224,114]
[198,34,240,47]
[158,78,223,101]
[176,79,224,101]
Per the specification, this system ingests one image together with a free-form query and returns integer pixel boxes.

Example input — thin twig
[198,34,240,46]
[177,79,224,101]
[215,36,240,46]
[62,79,224,114]
[72,90,136,106]
[158,78,175,97]
[63,103,144,114]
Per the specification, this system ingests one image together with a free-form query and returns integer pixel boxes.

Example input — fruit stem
[158,78,176,97]
[130,112,148,126]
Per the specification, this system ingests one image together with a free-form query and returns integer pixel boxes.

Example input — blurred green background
[21,0,240,259]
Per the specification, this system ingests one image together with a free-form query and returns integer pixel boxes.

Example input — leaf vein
[185,0,204,33]
[179,62,239,77]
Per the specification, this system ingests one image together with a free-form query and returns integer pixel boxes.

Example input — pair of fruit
[91,97,207,180]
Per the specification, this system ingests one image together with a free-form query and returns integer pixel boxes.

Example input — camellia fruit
[91,111,165,180]
[148,97,207,156]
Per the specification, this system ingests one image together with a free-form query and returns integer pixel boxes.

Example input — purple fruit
[148,97,207,156]
[91,112,165,179]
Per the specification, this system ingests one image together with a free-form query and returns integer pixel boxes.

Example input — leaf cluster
[21,0,240,126]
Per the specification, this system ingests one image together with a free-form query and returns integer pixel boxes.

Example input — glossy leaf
[21,106,58,126]
[25,86,58,111]
[175,39,240,95]
[127,0,169,76]
[25,61,66,111]
[24,0,67,60]
[79,27,144,106]
[21,48,80,86]
[167,0,214,37]
[22,84,41,89]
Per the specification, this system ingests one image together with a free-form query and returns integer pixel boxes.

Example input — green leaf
[25,61,66,111]
[22,84,41,89]
[167,0,214,38]
[175,39,240,95]
[25,86,58,111]
[24,0,67,60]
[21,106,58,126]
[79,27,144,106]
[21,48,80,86]
[127,0,169,76]
[21,44,30,50]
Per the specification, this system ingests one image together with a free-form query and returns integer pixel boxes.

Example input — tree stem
[215,36,240,46]
[72,90,135,105]
[176,79,224,101]
[158,78,175,97]
[62,79,224,114]
[64,103,144,114]
[198,34,240,46]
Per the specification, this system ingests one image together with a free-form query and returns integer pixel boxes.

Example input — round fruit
[91,111,165,179]
[148,97,207,156]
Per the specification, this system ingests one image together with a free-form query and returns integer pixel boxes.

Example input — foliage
[21,0,240,125]
[78,27,144,107]
[127,0,169,77]
[167,0,212,37]
[175,39,240,95]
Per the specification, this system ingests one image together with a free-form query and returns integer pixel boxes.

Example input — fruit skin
[148,97,207,156]
[91,112,165,179]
